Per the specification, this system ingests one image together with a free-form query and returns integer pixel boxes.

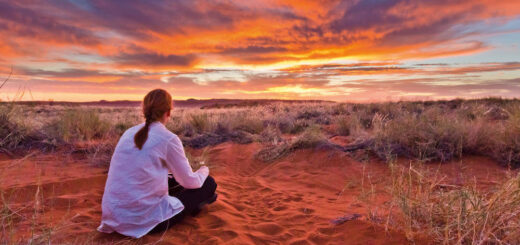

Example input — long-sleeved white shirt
[97,122,209,238]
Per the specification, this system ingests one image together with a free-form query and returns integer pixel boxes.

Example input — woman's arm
[165,136,209,189]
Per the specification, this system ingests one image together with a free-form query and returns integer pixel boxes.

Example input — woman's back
[98,89,214,238]
[98,122,184,238]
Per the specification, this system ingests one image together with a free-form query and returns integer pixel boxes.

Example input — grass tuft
[388,163,520,244]
[46,109,111,143]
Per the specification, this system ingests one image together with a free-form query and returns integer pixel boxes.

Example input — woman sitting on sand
[97,89,217,238]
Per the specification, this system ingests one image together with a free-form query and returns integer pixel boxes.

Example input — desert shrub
[389,164,520,244]
[256,125,327,162]
[259,125,283,144]
[336,116,351,136]
[371,109,466,162]
[182,128,254,148]
[335,115,364,136]
[0,107,31,149]
[462,117,498,155]
[296,109,322,120]
[289,119,309,134]
[290,125,326,149]
[46,109,112,142]
[189,113,212,133]
[348,107,376,130]
[227,130,255,144]
[183,133,226,148]
[490,108,520,167]
[230,113,264,134]
[314,114,331,125]
[167,114,194,136]
[271,115,296,134]
[332,103,349,115]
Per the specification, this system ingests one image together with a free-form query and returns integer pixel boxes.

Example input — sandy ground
[0,140,513,244]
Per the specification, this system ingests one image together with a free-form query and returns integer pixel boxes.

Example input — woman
[98,89,217,238]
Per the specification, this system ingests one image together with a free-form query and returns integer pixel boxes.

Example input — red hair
[134,89,172,149]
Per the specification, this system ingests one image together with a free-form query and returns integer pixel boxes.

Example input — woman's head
[134,89,173,149]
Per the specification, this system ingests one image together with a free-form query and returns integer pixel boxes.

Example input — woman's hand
[197,165,209,175]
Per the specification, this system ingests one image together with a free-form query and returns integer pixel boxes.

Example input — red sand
[0,142,513,244]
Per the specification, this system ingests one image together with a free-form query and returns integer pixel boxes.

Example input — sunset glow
[1,0,520,101]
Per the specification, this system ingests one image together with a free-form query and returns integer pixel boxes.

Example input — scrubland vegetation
[1,98,520,244]
[2,98,519,167]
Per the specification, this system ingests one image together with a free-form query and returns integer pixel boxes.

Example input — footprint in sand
[255,222,285,235]
[197,214,227,229]
[273,205,288,211]
[213,230,238,242]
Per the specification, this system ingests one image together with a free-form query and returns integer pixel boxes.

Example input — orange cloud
[0,0,519,101]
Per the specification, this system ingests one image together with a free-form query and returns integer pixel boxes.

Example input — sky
[1,0,520,102]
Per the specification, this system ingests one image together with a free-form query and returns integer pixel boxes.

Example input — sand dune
[1,142,512,244]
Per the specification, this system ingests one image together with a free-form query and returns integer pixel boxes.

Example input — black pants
[151,175,217,233]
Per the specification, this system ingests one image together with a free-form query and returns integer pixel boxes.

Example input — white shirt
[97,122,209,238]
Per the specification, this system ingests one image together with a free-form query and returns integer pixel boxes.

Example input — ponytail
[133,89,172,150]
[134,120,151,150]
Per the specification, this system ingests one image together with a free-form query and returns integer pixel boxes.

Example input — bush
[290,125,326,149]
[490,108,520,167]
[189,113,212,133]
[230,114,264,134]
[255,125,327,162]
[371,109,466,162]
[47,109,111,142]
[0,108,31,149]
[167,114,194,136]
[335,115,361,136]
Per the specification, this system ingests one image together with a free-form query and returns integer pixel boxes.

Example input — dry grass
[255,125,328,162]
[387,162,520,244]
[2,98,520,166]
[46,109,112,143]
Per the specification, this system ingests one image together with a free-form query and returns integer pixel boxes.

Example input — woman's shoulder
[149,122,178,141]
[121,123,145,137]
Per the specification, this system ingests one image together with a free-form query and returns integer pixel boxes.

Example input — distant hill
[4,99,334,108]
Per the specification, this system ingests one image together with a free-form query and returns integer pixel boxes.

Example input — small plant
[290,125,326,149]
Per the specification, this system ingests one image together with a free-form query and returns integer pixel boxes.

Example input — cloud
[0,0,519,101]
[112,52,198,68]
[0,1,100,46]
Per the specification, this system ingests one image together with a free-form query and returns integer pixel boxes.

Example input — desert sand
[1,140,513,244]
